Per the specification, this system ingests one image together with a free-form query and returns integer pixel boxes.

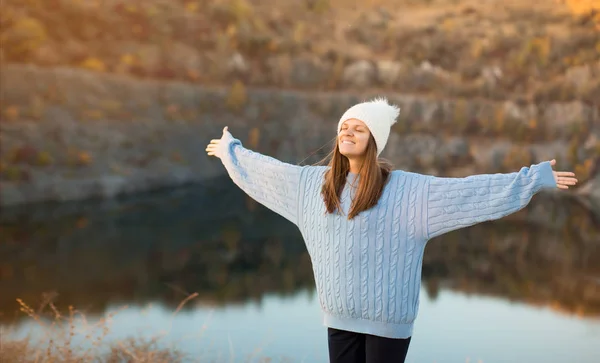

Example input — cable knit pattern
[359,204,370,320]
[325,203,334,313]
[374,188,388,322]
[401,177,418,323]
[217,133,557,339]
[334,213,343,315]
[388,176,405,323]
[217,132,303,225]
[345,208,356,317]
[424,164,557,240]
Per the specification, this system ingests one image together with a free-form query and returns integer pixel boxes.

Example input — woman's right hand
[205,126,229,159]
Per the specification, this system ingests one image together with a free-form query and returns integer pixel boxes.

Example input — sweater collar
[346,172,360,187]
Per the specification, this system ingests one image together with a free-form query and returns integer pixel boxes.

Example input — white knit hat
[337,97,400,156]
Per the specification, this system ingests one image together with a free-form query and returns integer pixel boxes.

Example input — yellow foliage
[470,39,486,59]
[36,151,53,166]
[120,53,138,66]
[2,17,47,57]
[80,57,106,72]
[528,119,537,129]
[145,5,159,17]
[230,0,253,21]
[441,19,455,31]
[565,0,600,14]
[226,24,237,37]
[226,80,247,110]
[185,1,199,12]
[565,0,600,28]
[515,37,552,67]
[308,0,330,13]
[77,152,92,166]
[293,23,306,44]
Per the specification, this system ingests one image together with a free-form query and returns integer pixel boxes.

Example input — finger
[550,159,556,166]
[557,176,578,182]
[223,126,228,134]
[558,179,578,186]
[557,184,569,190]
[555,171,576,177]
[209,139,221,144]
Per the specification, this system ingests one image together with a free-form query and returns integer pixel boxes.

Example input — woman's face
[338,119,371,159]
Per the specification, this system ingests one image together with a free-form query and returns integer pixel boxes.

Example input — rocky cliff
[1,64,599,207]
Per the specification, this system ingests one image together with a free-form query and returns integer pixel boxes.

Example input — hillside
[1,0,599,105]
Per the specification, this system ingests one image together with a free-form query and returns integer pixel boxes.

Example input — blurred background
[1,0,599,362]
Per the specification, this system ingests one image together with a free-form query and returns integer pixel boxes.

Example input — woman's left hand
[205,126,229,158]
[550,159,578,190]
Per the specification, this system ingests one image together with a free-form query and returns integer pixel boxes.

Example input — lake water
[1,177,599,363]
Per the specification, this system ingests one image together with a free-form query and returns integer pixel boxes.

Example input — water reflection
[0,178,315,323]
[1,177,599,361]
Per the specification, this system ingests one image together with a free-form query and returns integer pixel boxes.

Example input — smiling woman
[205,97,578,363]
[320,99,399,222]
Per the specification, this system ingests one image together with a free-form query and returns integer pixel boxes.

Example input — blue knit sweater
[217,131,557,339]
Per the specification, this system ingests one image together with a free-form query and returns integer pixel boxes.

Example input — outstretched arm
[423,160,577,240]
[206,127,303,226]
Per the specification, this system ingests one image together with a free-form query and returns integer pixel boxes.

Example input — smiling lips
[341,140,355,145]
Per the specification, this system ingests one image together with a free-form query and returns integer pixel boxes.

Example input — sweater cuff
[537,161,557,189]
[218,131,239,160]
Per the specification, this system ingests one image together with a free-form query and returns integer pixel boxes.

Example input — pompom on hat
[337,97,400,156]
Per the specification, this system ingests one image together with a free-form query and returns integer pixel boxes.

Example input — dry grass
[0,292,287,362]
[0,294,200,363]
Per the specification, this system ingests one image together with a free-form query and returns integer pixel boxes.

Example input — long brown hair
[319,135,392,219]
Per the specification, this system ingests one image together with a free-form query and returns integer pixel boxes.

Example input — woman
[205,98,578,363]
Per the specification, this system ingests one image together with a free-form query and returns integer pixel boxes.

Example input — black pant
[328,328,411,363]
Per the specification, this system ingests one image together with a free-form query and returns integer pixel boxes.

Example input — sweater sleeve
[423,161,557,240]
[217,131,303,226]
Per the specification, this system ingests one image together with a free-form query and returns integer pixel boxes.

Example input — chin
[339,147,361,159]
